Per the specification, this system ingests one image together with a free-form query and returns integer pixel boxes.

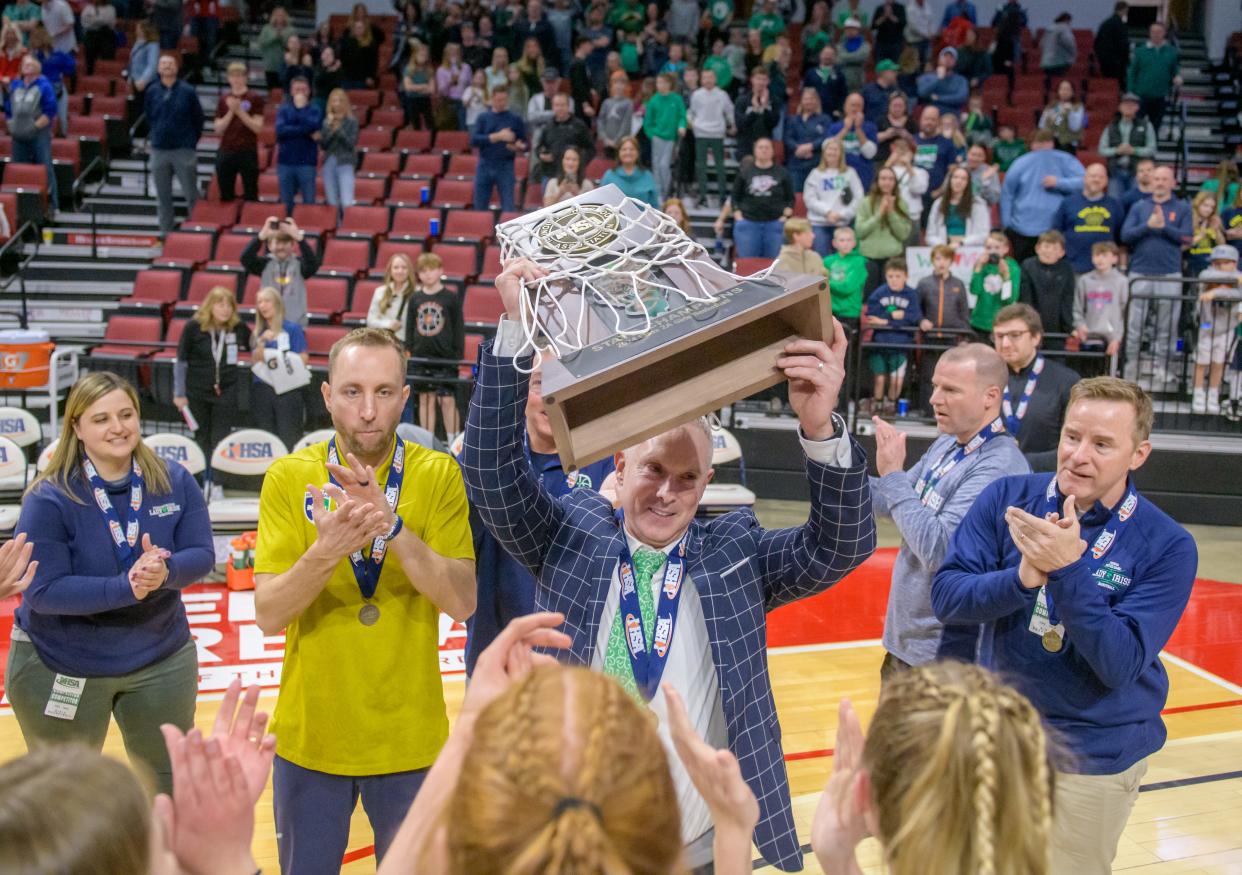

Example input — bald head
[930,343,1009,441]
[941,343,1009,392]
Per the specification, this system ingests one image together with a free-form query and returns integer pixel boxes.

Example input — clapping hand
[1005,494,1087,580]
[129,533,171,600]
[810,699,871,873]
[0,532,36,600]
[871,416,907,477]
[460,611,571,725]
[305,483,391,560]
[155,680,274,875]
[665,684,759,862]
[326,451,398,530]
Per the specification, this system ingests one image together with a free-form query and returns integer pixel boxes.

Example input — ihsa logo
[224,442,274,460]
[156,445,190,463]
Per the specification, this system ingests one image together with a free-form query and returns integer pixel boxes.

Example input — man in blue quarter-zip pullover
[870,343,1029,680]
[932,376,1197,875]
[470,85,527,211]
[145,53,203,234]
[1000,129,1084,262]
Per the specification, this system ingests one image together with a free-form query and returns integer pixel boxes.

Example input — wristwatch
[382,514,404,543]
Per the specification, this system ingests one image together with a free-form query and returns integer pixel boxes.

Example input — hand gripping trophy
[496,185,833,468]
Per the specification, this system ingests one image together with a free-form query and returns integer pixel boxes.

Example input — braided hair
[864,662,1056,875]
[446,665,681,875]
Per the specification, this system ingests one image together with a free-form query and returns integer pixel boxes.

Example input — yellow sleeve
[254,459,309,575]
[421,459,475,562]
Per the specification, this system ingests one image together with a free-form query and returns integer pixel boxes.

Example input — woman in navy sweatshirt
[7,371,214,795]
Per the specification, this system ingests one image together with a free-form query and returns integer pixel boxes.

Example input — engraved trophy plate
[496,185,833,469]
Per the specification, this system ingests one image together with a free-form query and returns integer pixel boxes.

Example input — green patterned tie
[602,546,667,698]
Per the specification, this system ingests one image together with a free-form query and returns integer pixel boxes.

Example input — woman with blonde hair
[804,137,864,255]
[173,286,252,465]
[437,42,472,130]
[320,88,359,213]
[7,371,214,796]
[809,662,1055,875]
[251,286,309,450]
[401,40,437,130]
[367,252,418,341]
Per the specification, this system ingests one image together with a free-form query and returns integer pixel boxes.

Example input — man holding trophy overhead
[461,187,876,872]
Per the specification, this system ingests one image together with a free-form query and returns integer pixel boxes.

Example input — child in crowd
[1187,191,1225,278]
[1019,229,1077,346]
[776,218,828,276]
[864,258,922,412]
[969,230,1020,337]
[961,92,994,147]
[643,72,687,201]
[405,253,465,438]
[1193,244,1242,415]
[823,225,868,333]
[916,243,970,411]
[993,122,1026,171]
[462,69,489,130]
[598,76,635,158]
[1073,241,1128,374]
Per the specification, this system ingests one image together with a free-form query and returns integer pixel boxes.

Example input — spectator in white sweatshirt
[689,68,735,206]
[925,165,991,246]
[804,137,864,255]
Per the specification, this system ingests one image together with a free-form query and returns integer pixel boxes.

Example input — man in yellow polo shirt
[254,327,475,875]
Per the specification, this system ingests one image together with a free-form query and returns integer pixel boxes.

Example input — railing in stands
[0,221,41,329]
[1169,86,1191,197]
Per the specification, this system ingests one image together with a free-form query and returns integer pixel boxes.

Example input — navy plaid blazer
[461,343,876,871]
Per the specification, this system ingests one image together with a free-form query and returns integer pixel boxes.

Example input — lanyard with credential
[210,329,227,395]
[83,457,144,568]
[326,437,405,600]
[615,509,692,702]
[915,417,1006,505]
[1032,476,1139,651]
[1002,355,1044,435]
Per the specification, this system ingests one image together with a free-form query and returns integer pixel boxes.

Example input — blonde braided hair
[864,662,1055,875]
[446,665,682,875]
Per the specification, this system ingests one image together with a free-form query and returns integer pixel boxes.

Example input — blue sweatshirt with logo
[15,461,215,677]
[1056,191,1124,273]
[932,473,1197,775]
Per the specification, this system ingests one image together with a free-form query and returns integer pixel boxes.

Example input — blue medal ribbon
[615,510,693,702]
[1002,355,1045,435]
[82,456,145,569]
[915,417,1007,505]
[1037,477,1140,627]
[326,437,405,600]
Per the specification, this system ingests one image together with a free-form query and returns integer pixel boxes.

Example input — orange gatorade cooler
[0,329,54,389]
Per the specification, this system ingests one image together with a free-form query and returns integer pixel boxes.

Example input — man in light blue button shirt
[870,343,1029,678]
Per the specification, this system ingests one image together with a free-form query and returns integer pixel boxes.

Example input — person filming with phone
[241,215,321,326]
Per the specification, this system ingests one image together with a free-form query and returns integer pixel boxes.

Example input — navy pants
[472,160,516,211]
[273,755,427,875]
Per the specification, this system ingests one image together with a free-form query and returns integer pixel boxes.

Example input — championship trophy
[496,185,833,469]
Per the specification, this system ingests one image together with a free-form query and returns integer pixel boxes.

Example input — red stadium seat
[240,275,262,307]
[206,233,256,272]
[433,244,478,280]
[436,131,470,154]
[445,154,478,179]
[460,333,484,378]
[433,179,473,209]
[51,139,80,175]
[441,210,492,244]
[183,271,239,307]
[395,128,433,154]
[292,203,338,237]
[389,207,441,240]
[358,128,395,152]
[734,257,772,275]
[397,156,442,182]
[237,202,285,233]
[185,200,240,233]
[67,115,106,144]
[478,245,502,282]
[347,89,382,108]
[390,178,436,208]
[338,205,391,239]
[90,95,127,118]
[130,270,184,304]
[257,173,282,202]
[91,315,163,359]
[585,158,614,182]
[360,152,401,178]
[306,325,350,367]
[319,238,373,276]
[155,232,215,270]
[372,240,423,274]
[305,277,350,318]
[370,108,404,129]
[1,162,49,209]
[345,278,384,320]
[463,284,505,327]
[78,75,113,96]
[353,176,388,204]
[523,184,545,209]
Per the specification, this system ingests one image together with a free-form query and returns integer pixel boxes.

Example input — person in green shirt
[969,230,1021,334]
[832,0,870,34]
[643,72,687,201]
[823,226,869,324]
[704,37,734,91]
[3,0,40,44]
[1127,21,1181,129]
[747,0,785,48]
[1200,159,1240,214]
[608,0,646,35]
[257,6,294,89]
[854,167,913,292]
[993,123,1026,172]
[708,0,734,32]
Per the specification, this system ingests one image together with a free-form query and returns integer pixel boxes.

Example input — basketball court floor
[2,507,1240,874]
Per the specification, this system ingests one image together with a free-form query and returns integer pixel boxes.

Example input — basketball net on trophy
[495,186,774,372]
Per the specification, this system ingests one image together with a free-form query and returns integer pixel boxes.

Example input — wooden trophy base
[540,271,833,469]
